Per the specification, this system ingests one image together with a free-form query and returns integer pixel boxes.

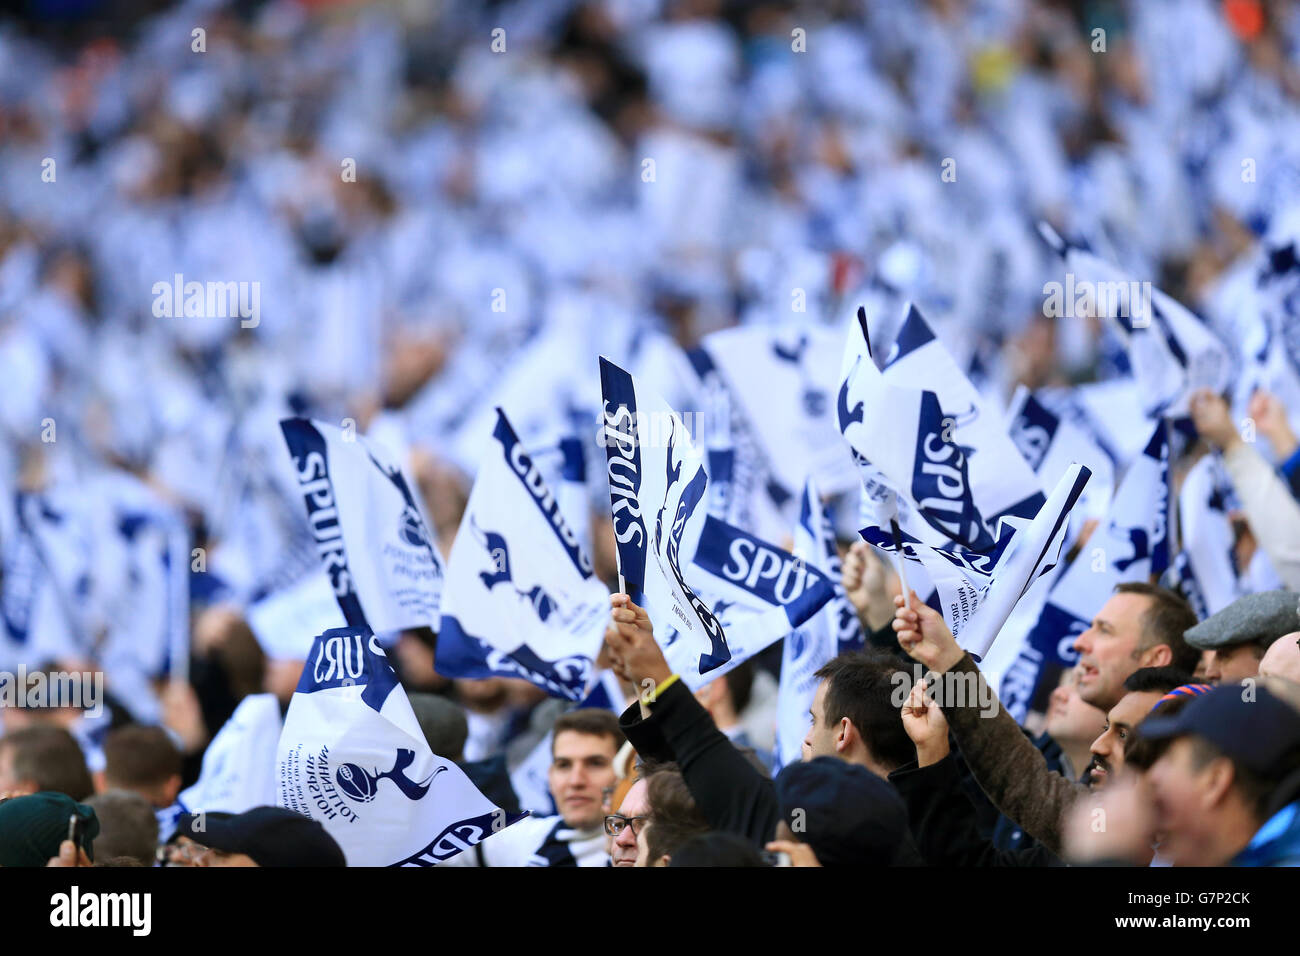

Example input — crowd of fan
[3,0,1300,865]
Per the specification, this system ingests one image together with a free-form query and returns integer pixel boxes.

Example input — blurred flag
[178,693,282,815]
[279,419,445,632]
[437,409,609,701]
[1039,223,1232,417]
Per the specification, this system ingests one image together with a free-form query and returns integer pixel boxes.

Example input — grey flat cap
[1184,590,1300,651]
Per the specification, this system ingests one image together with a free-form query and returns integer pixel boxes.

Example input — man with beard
[891,667,1197,864]
[893,586,1197,859]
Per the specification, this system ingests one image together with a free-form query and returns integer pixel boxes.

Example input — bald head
[1258,632,1300,685]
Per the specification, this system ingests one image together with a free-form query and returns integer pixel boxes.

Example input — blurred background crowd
[3,0,1300,866]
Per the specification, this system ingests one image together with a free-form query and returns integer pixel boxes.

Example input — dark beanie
[175,806,346,867]
[0,792,99,867]
[773,757,909,866]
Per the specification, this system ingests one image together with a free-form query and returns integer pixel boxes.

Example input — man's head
[85,790,159,867]
[1085,667,1198,789]
[1184,590,1299,685]
[608,775,649,867]
[773,756,910,865]
[1259,632,1300,684]
[407,693,468,762]
[1044,666,1107,749]
[1141,685,1300,865]
[0,726,93,800]
[548,709,624,830]
[172,806,346,866]
[637,768,707,867]
[99,725,183,808]
[1072,583,1198,709]
[803,650,915,775]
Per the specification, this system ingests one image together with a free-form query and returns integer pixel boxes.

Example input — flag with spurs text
[280,419,445,632]
[599,356,731,674]
[276,626,526,866]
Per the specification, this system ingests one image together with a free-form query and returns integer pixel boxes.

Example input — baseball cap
[175,806,346,867]
[1137,684,1300,774]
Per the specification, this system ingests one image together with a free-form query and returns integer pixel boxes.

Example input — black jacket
[619,679,779,845]
[890,753,1062,867]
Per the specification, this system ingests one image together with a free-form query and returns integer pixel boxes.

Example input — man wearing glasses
[605,776,650,867]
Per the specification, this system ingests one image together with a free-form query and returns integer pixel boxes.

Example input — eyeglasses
[603,814,648,838]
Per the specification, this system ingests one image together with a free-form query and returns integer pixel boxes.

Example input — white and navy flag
[838,306,1000,551]
[879,305,1047,526]
[660,513,837,689]
[599,356,731,674]
[1168,452,1283,620]
[276,626,527,866]
[1039,223,1232,418]
[773,479,867,772]
[179,692,283,815]
[861,463,1091,660]
[437,409,610,702]
[1006,386,1116,527]
[279,419,445,632]
[1003,420,1172,718]
[685,325,859,540]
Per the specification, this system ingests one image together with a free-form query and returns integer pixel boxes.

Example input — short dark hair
[0,726,93,800]
[813,649,915,771]
[1115,582,1199,674]
[1185,736,1300,822]
[1122,666,1196,696]
[85,790,159,866]
[645,769,708,863]
[551,709,625,756]
[102,726,182,790]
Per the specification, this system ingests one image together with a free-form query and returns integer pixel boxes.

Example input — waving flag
[599,357,731,674]
[837,307,998,551]
[179,693,282,814]
[279,419,445,632]
[438,410,610,701]
[1006,386,1115,526]
[276,626,526,866]
[660,513,836,689]
[1039,223,1232,417]
[863,464,1091,660]
[1167,453,1284,619]
[881,305,1047,525]
[773,479,867,771]
[1001,421,1171,719]
[686,326,858,535]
